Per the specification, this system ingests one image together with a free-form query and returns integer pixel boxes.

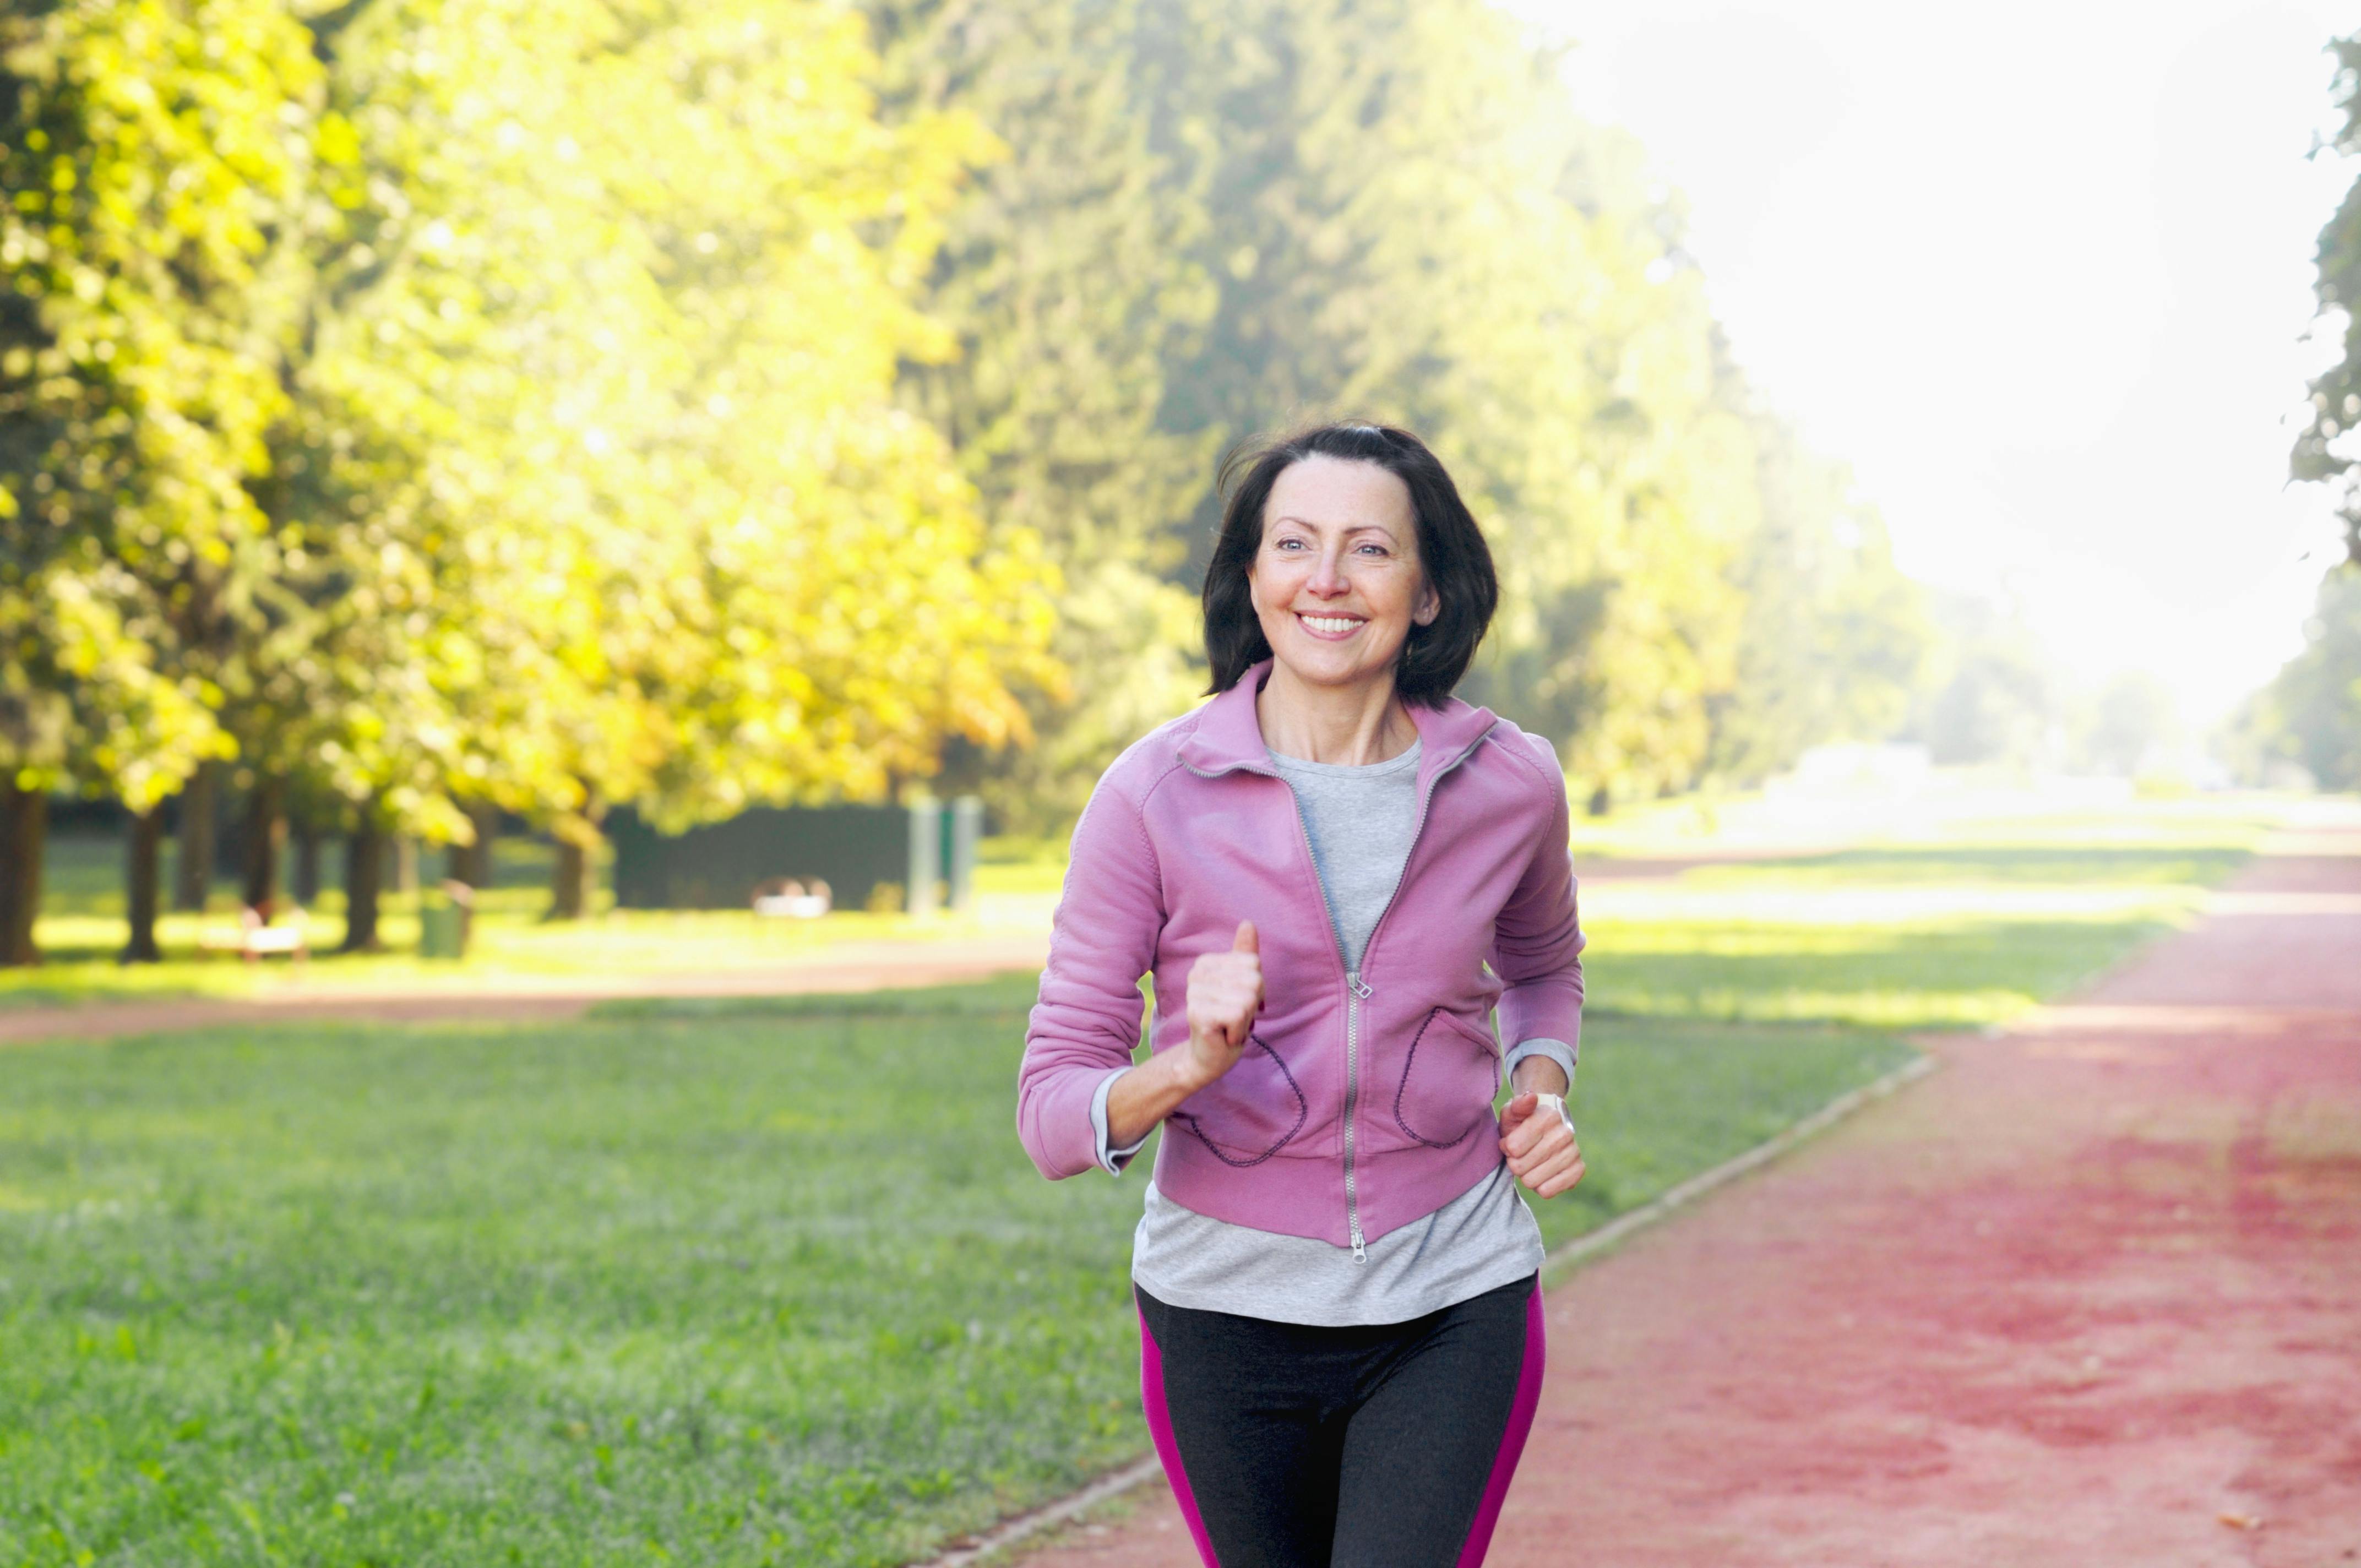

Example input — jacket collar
[1178,659,1500,782]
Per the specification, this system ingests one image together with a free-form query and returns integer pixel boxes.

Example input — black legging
[1136,1273,1544,1567]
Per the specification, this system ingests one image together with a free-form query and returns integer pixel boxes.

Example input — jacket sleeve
[1016,770,1165,1180]
[1490,747,1585,1060]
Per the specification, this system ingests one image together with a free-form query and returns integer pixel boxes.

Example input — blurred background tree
[886,0,1930,818]
[3,0,1055,961]
[1902,591,2058,770]
[294,0,1057,921]
[873,0,1214,832]
[2231,571,2361,791]
[2256,26,2361,794]
[1706,411,1930,786]
[2294,33,2361,570]
[2070,672,2180,779]
[1131,0,1767,810]
[0,0,315,962]
[6,0,1966,962]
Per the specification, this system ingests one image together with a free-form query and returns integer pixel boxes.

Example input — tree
[2294,34,2361,568]
[875,0,1939,819]
[2235,569,2361,789]
[1903,591,2057,768]
[1706,409,1932,783]
[2074,671,2179,777]
[8,0,1062,959]
[1129,0,1758,806]
[1,0,318,963]
[872,0,1215,830]
[12,0,1965,955]
[291,0,1057,916]
[2276,35,2361,786]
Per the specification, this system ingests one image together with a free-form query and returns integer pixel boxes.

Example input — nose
[1307,541,1350,597]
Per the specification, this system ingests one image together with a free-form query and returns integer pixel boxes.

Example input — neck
[1256,660,1419,765]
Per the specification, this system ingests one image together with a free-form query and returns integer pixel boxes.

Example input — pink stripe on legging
[1139,1306,1225,1567]
[1455,1281,1547,1567]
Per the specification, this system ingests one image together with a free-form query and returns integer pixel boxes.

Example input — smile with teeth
[1296,613,1365,637]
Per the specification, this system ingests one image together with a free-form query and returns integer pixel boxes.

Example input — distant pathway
[1015,809,2361,1567]
[0,853,1723,1048]
[0,934,1052,1046]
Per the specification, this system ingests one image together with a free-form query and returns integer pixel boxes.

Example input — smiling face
[1247,455,1439,693]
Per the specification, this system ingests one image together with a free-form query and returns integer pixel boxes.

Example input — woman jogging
[1016,422,1585,1568]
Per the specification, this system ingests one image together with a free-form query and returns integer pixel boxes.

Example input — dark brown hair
[1203,422,1498,705]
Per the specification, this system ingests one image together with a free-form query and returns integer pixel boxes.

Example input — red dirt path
[1018,816,2361,1567]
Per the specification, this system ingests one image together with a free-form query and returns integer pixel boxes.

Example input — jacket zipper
[1343,969,1373,1261]
[1277,787,1367,1261]
[1191,721,1498,1265]
[1281,728,1493,1265]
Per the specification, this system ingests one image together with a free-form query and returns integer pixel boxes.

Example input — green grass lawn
[0,794,2283,1565]
[1580,802,2275,1027]
[0,995,1907,1567]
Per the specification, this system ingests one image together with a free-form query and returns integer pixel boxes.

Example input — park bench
[197,905,311,963]
[751,878,831,919]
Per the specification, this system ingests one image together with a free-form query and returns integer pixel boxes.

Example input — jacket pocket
[1175,1034,1309,1167]
[1392,1008,1502,1149]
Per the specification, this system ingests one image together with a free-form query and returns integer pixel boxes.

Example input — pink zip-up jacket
[1016,660,1585,1252]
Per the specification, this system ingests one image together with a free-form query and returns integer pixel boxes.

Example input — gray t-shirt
[1272,739,1424,971]
[1090,737,1577,1326]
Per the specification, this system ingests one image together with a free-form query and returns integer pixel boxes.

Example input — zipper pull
[1347,972,1372,1000]
[1350,1221,1367,1264]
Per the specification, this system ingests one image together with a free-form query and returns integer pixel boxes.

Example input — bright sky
[1515,0,2357,725]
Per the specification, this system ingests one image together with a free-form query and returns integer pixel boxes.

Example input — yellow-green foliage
[1152,0,1928,807]
[0,0,317,803]
[883,0,1932,821]
[272,0,1058,841]
[4,0,1056,852]
[8,0,1934,899]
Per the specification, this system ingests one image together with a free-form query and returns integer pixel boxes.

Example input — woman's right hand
[1180,921,1264,1089]
[1101,921,1265,1150]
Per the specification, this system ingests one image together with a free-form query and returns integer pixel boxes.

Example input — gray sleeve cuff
[1502,1037,1576,1093]
[1089,1068,1151,1177]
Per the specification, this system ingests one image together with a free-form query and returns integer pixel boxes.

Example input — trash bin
[418,879,475,960]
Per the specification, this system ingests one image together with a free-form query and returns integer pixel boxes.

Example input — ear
[1412,578,1441,628]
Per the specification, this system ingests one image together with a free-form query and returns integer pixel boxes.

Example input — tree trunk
[455,801,497,890]
[0,779,47,967]
[173,759,219,911]
[547,808,601,921]
[241,776,285,918]
[340,815,383,952]
[121,806,164,963]
[292,819,322,907]
[549,836,590,921]
[1586,784,1612,819]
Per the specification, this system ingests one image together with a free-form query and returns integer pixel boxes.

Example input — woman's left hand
[1499,1092,1585,1197]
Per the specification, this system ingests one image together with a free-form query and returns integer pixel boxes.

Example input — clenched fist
[1180,921,1265,1090]
[1499,1091,1585,1197]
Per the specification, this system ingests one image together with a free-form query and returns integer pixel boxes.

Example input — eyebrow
[1267,516,1401,539]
